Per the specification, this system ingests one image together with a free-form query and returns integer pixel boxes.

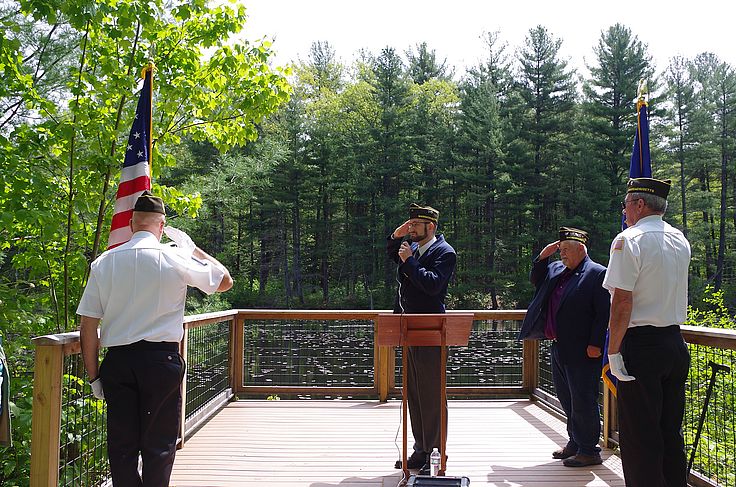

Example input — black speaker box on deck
[407,475,470,486]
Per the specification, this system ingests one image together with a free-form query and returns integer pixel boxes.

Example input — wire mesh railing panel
[684,344,735,487]
[243,319,374,389]
[450,319,523,386]
[394,320,524,387]
[538,340,554,395]
[185,321,231,419]
[59,354,108,487]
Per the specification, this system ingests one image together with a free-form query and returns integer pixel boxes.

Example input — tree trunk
[292,201,304,304]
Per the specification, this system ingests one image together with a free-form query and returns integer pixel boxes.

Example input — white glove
[164,226,195,257]
[608,353,635,381]
[90,377,105,400]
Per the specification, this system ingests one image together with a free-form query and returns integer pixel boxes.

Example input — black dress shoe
[417,454,447,475]
[563,453,603,467]
[394,453,426,469]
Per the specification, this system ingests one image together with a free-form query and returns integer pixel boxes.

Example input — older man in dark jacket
[518,227,610,467]
[387,203,456,474]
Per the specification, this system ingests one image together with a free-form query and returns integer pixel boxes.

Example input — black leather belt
[109,340,179,352]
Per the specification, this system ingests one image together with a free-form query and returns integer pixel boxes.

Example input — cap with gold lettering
[627,177,671,199]
[559,226,588,245]
[409,203,439,223]
[133,190,166,214]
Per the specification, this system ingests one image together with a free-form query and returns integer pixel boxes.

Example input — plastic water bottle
[430,448,441,476]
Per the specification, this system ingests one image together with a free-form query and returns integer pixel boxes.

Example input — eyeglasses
[407,221,429,228]
[621,198,642,210]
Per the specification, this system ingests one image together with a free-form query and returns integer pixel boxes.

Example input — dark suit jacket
[518,255,610,365]
[386,234,456,314]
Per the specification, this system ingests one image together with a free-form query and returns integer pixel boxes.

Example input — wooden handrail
[681,325,736,350]
[29,310,736,487]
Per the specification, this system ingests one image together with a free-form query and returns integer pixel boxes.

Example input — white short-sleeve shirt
[76,231,225,347]
[603,215,691,328]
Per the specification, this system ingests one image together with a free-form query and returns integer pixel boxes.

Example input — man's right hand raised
[164,225,196,257]
[538,240,560,260]
[392,220,411,239]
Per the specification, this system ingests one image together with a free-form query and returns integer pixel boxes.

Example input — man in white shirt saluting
[77,191,232,487]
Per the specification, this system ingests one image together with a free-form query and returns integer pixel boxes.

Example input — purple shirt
[544,268,574,339]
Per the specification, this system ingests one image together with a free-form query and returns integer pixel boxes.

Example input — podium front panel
[375,314,474,347]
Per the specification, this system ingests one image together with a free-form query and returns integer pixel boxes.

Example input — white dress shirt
[603,215,691,328]
[77,231,225,347]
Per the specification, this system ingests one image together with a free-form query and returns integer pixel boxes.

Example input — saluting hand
[164,225,196,257]
[392,220,411,239]
[538,240,560,260]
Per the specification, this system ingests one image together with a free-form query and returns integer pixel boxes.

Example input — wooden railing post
[602,386,618,448]
[30,343,64,487]
[375,344,393,402]
[602,385,611,447]
[178,327,189,449]
[522,339,539,395]
[232,313,245,393]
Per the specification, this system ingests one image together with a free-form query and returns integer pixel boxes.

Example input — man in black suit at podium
[387,203,457,474]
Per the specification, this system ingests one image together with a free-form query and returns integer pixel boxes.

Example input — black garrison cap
[627,177,672,199]
[559,226,589,245]
[133,190,166,214]
[409,203,439,223]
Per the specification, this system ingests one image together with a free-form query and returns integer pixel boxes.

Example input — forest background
[2,0,736,483]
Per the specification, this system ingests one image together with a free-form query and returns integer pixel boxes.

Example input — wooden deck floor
[170,400,625,487]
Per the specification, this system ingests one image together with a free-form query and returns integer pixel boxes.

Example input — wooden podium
[376,313,474,477]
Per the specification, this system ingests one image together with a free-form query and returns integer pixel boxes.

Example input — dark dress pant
[618,325,690,487]
[406,345,447,458]
[551,342,602,456]
[99,341,185,487]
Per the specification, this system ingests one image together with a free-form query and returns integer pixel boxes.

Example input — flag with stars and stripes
[107,65,153,249]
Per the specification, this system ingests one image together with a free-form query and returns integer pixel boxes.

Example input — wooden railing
[230,309,530,399]
[29,310,736,487]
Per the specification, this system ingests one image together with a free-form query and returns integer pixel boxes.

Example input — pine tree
[516,25,577,250]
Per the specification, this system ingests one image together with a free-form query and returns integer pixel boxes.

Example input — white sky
[241,0,736,78]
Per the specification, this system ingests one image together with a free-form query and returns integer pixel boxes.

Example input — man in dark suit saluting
[518,227,610,467]
[387,203,456,474]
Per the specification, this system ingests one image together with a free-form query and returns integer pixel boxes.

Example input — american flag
[107,65,153,249]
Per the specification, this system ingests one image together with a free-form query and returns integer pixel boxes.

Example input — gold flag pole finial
[636,79,648,110]
[637,79,648,101]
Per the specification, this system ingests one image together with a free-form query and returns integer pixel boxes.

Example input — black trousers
[99,341,185,487]
[406,345,447,457]
[618,325,690,487]
[551,342,602,456]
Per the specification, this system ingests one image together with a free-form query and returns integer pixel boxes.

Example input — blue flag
[602,94,652,397]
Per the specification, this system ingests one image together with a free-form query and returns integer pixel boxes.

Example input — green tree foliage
[0,0,289,483]
[405,41,453,84]
[4,15,736,485]
[684,286,735,486]
[583,23,653,190]
[176,22,736,312]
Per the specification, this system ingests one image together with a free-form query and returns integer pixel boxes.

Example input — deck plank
[170,400,624,487]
